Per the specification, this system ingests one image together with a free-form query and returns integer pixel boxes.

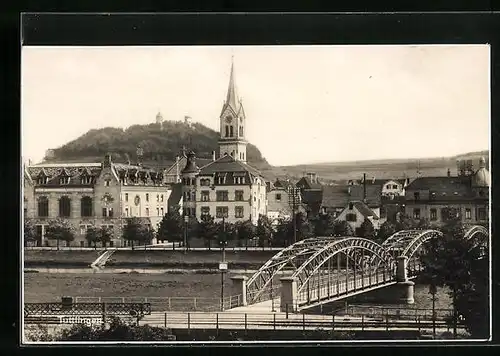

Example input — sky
[21,45,490,166]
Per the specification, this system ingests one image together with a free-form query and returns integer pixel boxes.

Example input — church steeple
[225,56,240,112]
[218,57,248,163]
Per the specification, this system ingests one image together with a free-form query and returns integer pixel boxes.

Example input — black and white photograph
[21,43,491,343]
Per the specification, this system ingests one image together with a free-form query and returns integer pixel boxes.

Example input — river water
[23,267,453,312]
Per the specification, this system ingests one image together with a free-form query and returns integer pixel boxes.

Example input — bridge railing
[71,296,243,312]
[247,284,282,304]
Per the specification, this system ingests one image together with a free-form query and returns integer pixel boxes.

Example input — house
[296,172,323,218]
[404,157,489,227]
[335,200,381,232]
[266,178,296,223]
[24,154,171,247]
[179,59,268,225]
[320,183,383,219]
[359,176,411,199]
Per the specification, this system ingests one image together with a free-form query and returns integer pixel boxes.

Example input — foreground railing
[345,305,453,321]
[144,312,465,334]
[72,295,244,312]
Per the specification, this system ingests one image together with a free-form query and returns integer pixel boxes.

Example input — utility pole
[184,215,189,254]
[429,283,437,339]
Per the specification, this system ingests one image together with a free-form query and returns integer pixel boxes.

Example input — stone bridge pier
[395,256,415,304]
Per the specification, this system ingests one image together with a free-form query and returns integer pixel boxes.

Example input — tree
[376,220,396,244]
[85,226,100,249]
[122,217,152,250]
[420,217,489,338]
[156,207,183,250]
[197,214,218,249]
[416,218,432,230]
[45,218,75,250]
[273,218,292,247]
[295,211,314,241]
[313,213,336,237]
[332,220,354,237]
[57,316,175,341]
[359,218,375,240]
[235,220,255,248]
[24,218,37,246]
[100,226,113,248]
[256,214,273,246]
[395,214,417,231]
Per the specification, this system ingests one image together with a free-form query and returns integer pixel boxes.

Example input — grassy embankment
[24,250,274,269]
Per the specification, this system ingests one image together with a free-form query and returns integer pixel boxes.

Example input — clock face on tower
[225,116,233,123]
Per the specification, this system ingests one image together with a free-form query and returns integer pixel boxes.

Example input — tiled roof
[274,178,295,189]
[27,164,103,187]
[321,184,381,208]
[198,155,263,177]
[359,178,407,186]
[352,201,379,219]
[167,183,183,207]
[296,177,322,190]
[406,176,473,200]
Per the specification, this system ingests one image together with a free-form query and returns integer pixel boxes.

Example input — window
[160,207,164,216]
[125,193,129,202]
[201,191,210,202]
[37,196,49,217]
[393,185,398,189]
[156,194,159,202]
[125,207,129,217]
[59,177,70,185]
[216,191,229,201]
[146,193,149,202]
[81,197,93,217]
[430,208,437,221]
[102,207,113,218]
[386,184,391,189]
[217,176,225,185]
[235,190,244,201]
[479,190,485,197]
[239,126,243,136]
[104,179,110,187]
[201,206,210,216]
[413,208,421,220]
[216,206,229,218]
[276,193,282,202]
[59,196,71,217]
[161,194,164,202]
[156,208,160,216]
[191,192,196,201]
[229,126,234,137]
[81,175,92,184]
[191,178,196,186]
[414,192,420,201]
[200,179,211,186]
[465,208,471,220]
[145,207,149,216]
[348,202,354,210]
[235,206,244,218]
[346,213,357,222]
[478,208,487,220]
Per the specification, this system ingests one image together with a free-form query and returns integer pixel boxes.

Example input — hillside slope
[45,121,271,171]
[274,150,489,183]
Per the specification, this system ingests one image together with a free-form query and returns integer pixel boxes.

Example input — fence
[24,302,152,317]
[73,295,244,312]
[345,305,453,321]
[143,312,465,334]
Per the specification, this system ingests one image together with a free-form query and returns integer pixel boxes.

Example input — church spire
[225,56,239,112]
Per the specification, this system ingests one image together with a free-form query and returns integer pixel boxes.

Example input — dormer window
[37,177,48,185]
[349,202,354,210]
[414,192,420,201]
[60,177,70,185]
[80,176,92,184]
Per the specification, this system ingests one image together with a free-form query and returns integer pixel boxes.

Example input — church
[180,60,268,225]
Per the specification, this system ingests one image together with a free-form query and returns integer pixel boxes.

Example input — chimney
[372,176,375,184]
[348,186,351,195]
[447,168,451,177]
[363,173,367,202]
[306,172,317,183]
[212,151,216,161]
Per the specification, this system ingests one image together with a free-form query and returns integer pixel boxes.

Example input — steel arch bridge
[243,225,489,311]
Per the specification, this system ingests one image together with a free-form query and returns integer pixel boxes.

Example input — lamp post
[429,282,437,339]
[184,215,189,254]
[219,217,227,311]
